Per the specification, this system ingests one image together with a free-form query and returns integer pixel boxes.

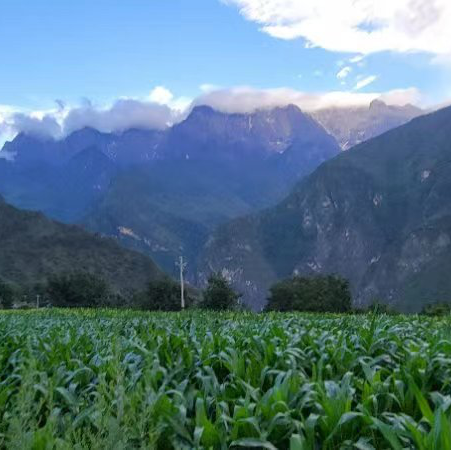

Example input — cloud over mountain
[63,98,175,135]
[0,92,182,150]
[194,86,421,114]
[8,113,61,139]
[0,85,422,149]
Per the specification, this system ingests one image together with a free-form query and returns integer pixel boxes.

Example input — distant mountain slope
[0,145,118,223]
[82,105,340,275]
[0,196,163,293]
[83,159,290,275]
[200,106,451,312]
[312,100,423,150]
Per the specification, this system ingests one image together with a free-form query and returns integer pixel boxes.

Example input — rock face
[312,100,423,150]
[0,196,164,293]
[200,106,451,312]
[162,105,338,167]
[0,105,340,276]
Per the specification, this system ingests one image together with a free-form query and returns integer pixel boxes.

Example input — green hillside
[0,196,163,293]
[83,159,293,276]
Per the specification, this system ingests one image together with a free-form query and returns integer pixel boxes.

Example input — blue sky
[0,0,450,143]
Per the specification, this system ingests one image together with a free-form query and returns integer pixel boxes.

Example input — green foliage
[422,302,451,316]
[135,277,185,311]
[266,275,352,313]
[0,279,14,309]
[1,310,451,448]
[46,272,111,308]
[201,273,241,310]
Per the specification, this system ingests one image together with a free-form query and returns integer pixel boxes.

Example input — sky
[1,0,450,146]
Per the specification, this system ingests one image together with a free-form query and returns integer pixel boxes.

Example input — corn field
[1,309,451,449]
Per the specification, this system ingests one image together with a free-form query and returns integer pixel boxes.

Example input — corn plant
[0,309,451,449]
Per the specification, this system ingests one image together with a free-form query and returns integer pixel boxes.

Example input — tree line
[1,272,355,313]
[2,271,449,314]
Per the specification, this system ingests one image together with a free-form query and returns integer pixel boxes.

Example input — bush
[0,280,15,309]
[421,302,451,316]
[201,273,241,311]
[46,272,111,308]
[266,275,352,313]
[135,277,185,311]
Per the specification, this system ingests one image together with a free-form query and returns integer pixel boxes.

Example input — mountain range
[1,99,441,311]
[200,106,451,312]
[0,104,341,276]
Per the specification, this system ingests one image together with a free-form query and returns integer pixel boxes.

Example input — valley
[1,100,441,311]
[2,1,451,448]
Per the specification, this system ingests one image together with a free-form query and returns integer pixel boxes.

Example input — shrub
[46,272,111,308]
[266,274,352,313]
[201,273,241,311]
[135,277,185,311]
[421,302,451,316]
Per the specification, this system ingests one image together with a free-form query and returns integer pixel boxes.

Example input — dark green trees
[421,302,451,316]
[135,273,240,311]
[46,272,111,308]
[135,278,184,311]
[0,280,14,309]
[266,275,352,313]
[201,273,241,311]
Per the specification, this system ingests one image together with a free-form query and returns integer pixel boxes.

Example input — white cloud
[223,0,451,55]
[63,99,177,135]
[169,96,192,113]
[378,88,422,105]
[0,104,65,152]
[200,84,221,93]
[337,66,352,79]
[0,114,11,153]
[193,85,421,113]
[354,75,378,90]
[349,55,365,64]
[10,113,61,138]
[148,86,174,105]
[0,105,16,117]
[148,86,191,112]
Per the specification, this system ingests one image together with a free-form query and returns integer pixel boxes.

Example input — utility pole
[36,294,40,309]
[176,256,187,310]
